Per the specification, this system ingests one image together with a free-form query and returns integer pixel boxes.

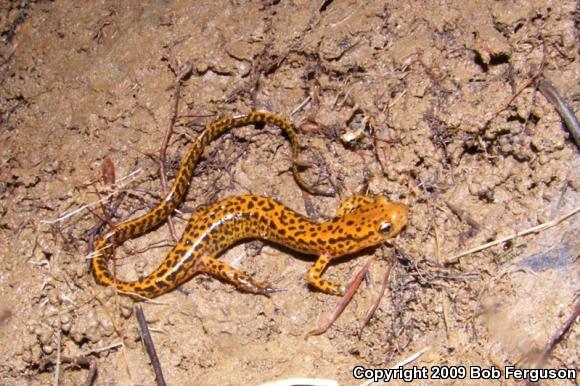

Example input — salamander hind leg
[306,254,346,296]
[336,194,375,217]
[199,256,278,296]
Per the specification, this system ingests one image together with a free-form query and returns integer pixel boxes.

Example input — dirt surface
[1,1,578,385]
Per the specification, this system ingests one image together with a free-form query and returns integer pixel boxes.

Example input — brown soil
[1,1,578,385]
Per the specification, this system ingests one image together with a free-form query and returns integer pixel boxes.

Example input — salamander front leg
[306,254,346,296]
[199,256,278,296]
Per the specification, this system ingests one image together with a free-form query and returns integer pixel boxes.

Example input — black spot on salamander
[356,227,362,233]
[329,238,337,244]
[346,220,355,226]
[156,268,168,277]
[258,200,266,206]
[278,228,287,235]
[263,201,275,212]
[166,272,177,282]
[269,220,276,230]
[251,196,259,201]
[156,281,169,288]
[336,235,355,243]
[247,201,254,209]
[355,233,371,243]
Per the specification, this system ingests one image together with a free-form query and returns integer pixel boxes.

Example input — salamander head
[372,195,408,240]
[339,195,408,254]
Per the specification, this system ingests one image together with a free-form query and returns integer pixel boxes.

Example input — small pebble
[60,314,73,332]
[37,326,54,345]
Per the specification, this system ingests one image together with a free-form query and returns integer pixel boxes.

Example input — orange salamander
[92,112,408,298]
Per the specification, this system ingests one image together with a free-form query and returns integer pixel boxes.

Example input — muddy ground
[0,1,578,385]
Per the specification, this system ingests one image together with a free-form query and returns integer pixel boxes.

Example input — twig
[480,51,544,129]
[261,378,337,386]
[40,354,97,386]
[434,227,452,340]
[306,257,374,338]
[135,304,166,386]
[54,329,61,386]
[444,201,481,232]
[40,167,142,224]
[446,206,580,263]
[518,299,580,386]
[158,61,193,242]
[358,346,431,386]
[290,96,312,115]
[86,193,125,254]
[553,178,569,218]
[390,346,431,368]
[359,259,394,337]
[80,341,123,356]
[537,79,580,148]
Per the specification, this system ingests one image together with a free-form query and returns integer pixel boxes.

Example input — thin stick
[80,341,123,356]
[86,193,125,254]
[261,378,337,386]
[158,61,193,242]
[135,304,166,386]
[390,346,431,368]
[290,96,312,115]
[434,227,452,340]
[53,329,61,386]
[444,200,481,231]
[307,257,374,338]
[40,167,142,225]
[358,346,431,386]
[359,259,394,337]
[446,206,580,263]
[537,79,580,148]
[519,299,580,386]
[480,49,544,129]
[40,355,97,386]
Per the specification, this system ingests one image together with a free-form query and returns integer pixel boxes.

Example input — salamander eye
[379,222,392,234]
